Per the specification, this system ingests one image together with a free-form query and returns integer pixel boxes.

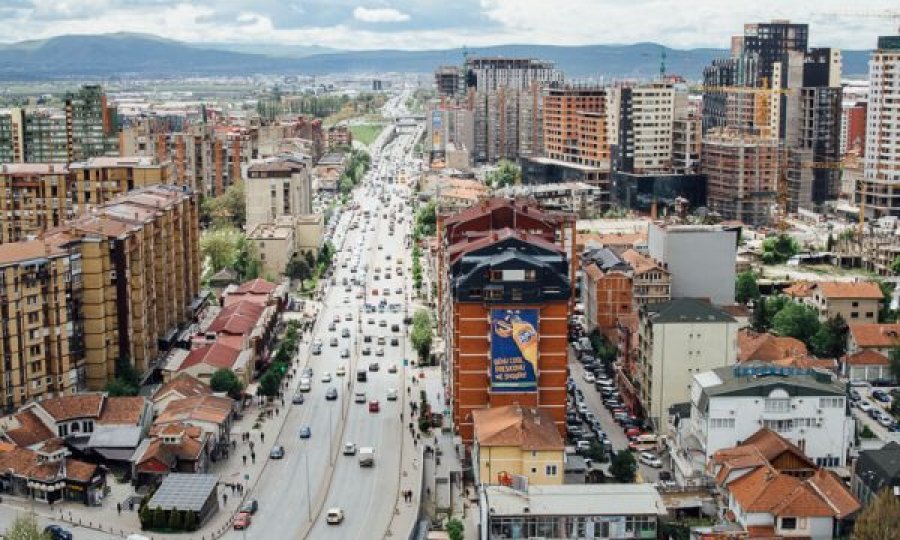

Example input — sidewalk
[0,314,322,540]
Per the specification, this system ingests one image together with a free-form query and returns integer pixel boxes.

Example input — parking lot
[849,384,900,444]
[566,345,669,484]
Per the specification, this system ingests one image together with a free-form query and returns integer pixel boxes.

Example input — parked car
[872,390,892,403]
[240,499,259,514]
[233,512,252,530]
[639,452,662,468]
[857,400,874,413]
[44,526,73,540]
[343,442,358,455]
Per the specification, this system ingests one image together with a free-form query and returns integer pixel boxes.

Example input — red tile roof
[152,373,213,402]
[447,227,563,264]
[845,350,889,366]
[234,278,277,295]
[36,394,104,422]
[4,411,55,447]
[179,343,242,372]
[813,281,883,300]
[207,300,266,335]
[806,468,861,518]
[848,323,900,349]
[728,464,802,513]
[737,330,808,364]
[783,280,814,298]
[472,405,564,451]
[97,397,147,426]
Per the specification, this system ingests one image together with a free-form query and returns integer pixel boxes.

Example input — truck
[358,447,375,467]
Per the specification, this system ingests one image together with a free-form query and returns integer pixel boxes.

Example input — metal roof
[484,484,666,517]
[148,473,219,512]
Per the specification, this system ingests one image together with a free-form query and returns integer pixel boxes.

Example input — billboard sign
[490,309,539,392]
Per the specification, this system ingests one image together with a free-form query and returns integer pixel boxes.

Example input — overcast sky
[1,1,897,50]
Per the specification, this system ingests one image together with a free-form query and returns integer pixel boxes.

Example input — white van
[298,378,312,392]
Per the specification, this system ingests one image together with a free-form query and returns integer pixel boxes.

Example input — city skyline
[0,1,897,51]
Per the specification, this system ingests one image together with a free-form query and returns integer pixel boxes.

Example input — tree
[826,233,835,252]
[586,441,608,463]
[153,506,167,530]
[106,355,140,396]
[890,347,900,383]
[879,282,897,323]
[139,504,153,530]
[609,450,637,483]
[411,309,433,362]
[852,488,900,539]
[3,514,50,540]
[183,511,198,532]
[285,256,312,281]
[210,368,244,399]
[752,296,768,332]
[809,315,848,358]
[318,241,335,268]
[233,236,262,281]
[200,226,241,273]
[446,518,464,540]
[735,271,760,304]
[414,201,437,239]
[168,507,182,530]
[202,181,246,229]
[761,234,800,264]
[486,159,520,188]
[772,302,821,345]
[259,370,281,397]
[105,378,139,397]
[893,256,900,276]
[303,250,316,269]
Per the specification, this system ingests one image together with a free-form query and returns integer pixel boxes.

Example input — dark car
[872,390,891,403]
[269,445,285,459]
[299,426,312,438]
[240,499,259,514]
[369,362,380,372]
[292,393,305,405]
[44,526,73,540]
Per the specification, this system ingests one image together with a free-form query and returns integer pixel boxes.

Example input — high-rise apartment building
[22,109,69,163]
[611,83,676,174]
[859,36,900,217]
[69,157,172,216]
[740,21,809,86]
[0,164,73,244]
[245,156,313,231]
[464,58,563,94]
[43,185,201,389]
[435,66,464,98]
[0,239,83,411]
[703,128,780,226]
[65,85,119,162]
[543,86,609,167]
[426,104,475,168]
[672,100,703,174]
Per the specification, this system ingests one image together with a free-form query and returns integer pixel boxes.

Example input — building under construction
[702,127,779,226]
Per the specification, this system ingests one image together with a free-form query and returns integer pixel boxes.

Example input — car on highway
[336,366,346,377]
[341,348,350,358]
[326,508,345,525]
[233,512,252,530]
[343,442,358,455]
[43,526,73,540]
[639,452,662,468]
[362,346,371,356]
[376,347,385,357]
[369,399,381,413]
[328,322,337,331]
[390,337,399,346]
[302,367,314,378]
[299,426,312,439]
[321,372,332,383]
[269,445,285,459]
[330,337,338,347]
[298,378,312,393]
[342,328,351,338]
[333,314,341,323]
[379,319,387,327]
[388,363,398,373]
[369,362,380,372]
[387,388,398,401]
[326,387,338,400]
[292,393,305,405]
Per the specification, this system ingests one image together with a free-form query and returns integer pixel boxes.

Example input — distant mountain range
[0,33,874,81]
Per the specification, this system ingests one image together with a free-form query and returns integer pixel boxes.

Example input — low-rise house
[842,350,892,383]
[738,330,808,364]
[0,440,106,505]
[173,342,252,388]
[132,422,211,487]
[707,430,860,539]
[471,405,565,487]
[581,248,633,334]
[851,441,900,506]
[847,322,900,357]
[479,483,666,539]
[804,281,882,323]
[151,373,213,416]
[619,248,671,307]
[154,395,234,458]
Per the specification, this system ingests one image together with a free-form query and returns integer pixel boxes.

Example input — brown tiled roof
[814,281,883,300]
[583,263,603,281]
[207,300,266,335]
[150,422,204,439]
[619,249,664,274]
[152,373,212,402]
[848,323,900,349]
[771,483,838,517]
[806,468,861,518]
[471,406,564,451]
[738,330,808,364]
[97,396,147,425]
[728,464,802,513]
[846,350,889,366]
[741,428,815,469]
[0,445,96,483]
[447,227,563,263]
[63,458,98,483]
[783,280,814,298]
[745,525,776,538]
[179,343,242,372]
[4,410,55,447]
[577,231,647,250]
[442,197,566,228]
[234,278,277,295]
[156,395,234,426]
[34,438,67,454]
[35,394,104,422]
[0,239,67,266]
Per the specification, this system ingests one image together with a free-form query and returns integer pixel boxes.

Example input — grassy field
[350,123,386,146]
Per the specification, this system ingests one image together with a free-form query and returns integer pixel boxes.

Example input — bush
[184,510,198,531]
[152,506,167,529]
[447,518,464,540]
[168,508,181,530]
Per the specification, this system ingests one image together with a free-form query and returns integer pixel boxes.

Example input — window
[710,418,735,429]
[852,301,859,308]
[851,312,859,319]
[763,419,794,432]
[545,464,558,476]
[816,456,839,467]
[781,517,797,530]
[765,398,791,413]
[511,288,523,301]
[523,269,536,281]
[866,312,874,319]
[485,288,503,300]
[820,397,843,408]
[468,289,482,298]
[490,270,503,281]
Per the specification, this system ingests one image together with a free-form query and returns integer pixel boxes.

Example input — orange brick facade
[593,272,633,332]
[453,301,569,443]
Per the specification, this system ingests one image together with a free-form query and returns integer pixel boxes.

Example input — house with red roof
[804,281,883,324]
[170,342,252,388]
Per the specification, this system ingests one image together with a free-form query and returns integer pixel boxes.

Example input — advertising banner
[490,309,539,392]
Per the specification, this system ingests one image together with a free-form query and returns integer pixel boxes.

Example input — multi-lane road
[226,115,420,539]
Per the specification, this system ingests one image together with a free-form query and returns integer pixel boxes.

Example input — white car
[387,388,398,401]
[326,508,344,524]
[639,452,662,468]
[321,372,332,383]
[857,400,874,413]
[582,372,596,384]
[343,442,357,455]
[336,366,347,377]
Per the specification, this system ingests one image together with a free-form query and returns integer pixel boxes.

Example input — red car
[233,512,252,530]
[369,399,380,413]
[625,427,641,440]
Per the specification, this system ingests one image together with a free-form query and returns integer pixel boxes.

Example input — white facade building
[647,223,738,305]
[687,364,853,468]
[861,36,900,217]
[636,298,739,429]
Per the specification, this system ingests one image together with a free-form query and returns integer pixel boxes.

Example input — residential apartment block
[69,156,172,216]
[543,86,608,167]
[581,248,632,334]
[610,82,676,174]
[244,156,313,231]
[635,298,739,428]
[860,36,900,217]
[0,164,73,244]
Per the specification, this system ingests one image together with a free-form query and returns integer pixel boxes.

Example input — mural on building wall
[490,308,539,392]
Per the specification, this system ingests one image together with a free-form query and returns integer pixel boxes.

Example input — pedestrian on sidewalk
[243,455,247,466]
[231,484,236,495]
[261,433,265,443]
[223,493,228,506]
[117,502,122,515]
[251,452,256,464]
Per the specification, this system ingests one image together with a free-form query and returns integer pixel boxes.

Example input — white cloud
[352,6,410,23]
